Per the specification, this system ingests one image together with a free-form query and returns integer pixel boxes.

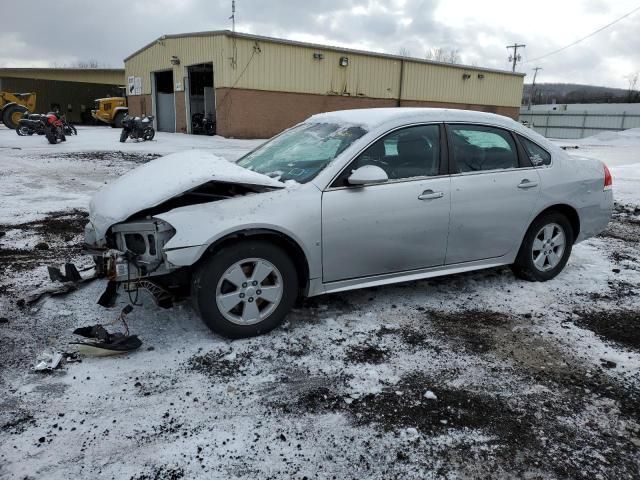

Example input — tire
[16,126,25,136]
[511,212,574,282]
[142,127,155,141]
[2,104,28,130]
[192,240,299,338]
[119,129,128,143]
[113,111,125,129]
[46,131,58,144]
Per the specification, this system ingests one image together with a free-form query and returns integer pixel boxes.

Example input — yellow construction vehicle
[0,92,36,130]
[91,97,128,128]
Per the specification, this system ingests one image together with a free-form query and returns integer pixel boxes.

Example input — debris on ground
[70,305,142,356]
[33,350,63,372]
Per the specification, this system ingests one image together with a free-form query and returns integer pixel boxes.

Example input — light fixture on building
[170,56,180,65]
[462,73,471,80]
[313,52,324,60]
[339,56,349,67]
[477,73,485,79]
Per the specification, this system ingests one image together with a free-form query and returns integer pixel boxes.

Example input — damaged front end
[84,218,179,307]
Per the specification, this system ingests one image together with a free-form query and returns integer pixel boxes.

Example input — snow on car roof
[307,107,518,131]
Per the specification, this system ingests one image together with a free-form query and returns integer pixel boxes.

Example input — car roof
[308,107,519,131]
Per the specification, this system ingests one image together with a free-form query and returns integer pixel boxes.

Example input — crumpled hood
[88,149,284,241]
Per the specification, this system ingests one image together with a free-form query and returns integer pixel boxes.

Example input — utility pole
[506,43,526,72]
[230,0,236,33]
[528,67,542,110]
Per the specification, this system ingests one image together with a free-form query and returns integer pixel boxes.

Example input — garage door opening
[187,63,215,135]
[154,70,175,132]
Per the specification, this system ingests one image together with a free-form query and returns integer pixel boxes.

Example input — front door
[445,123,541,264]
[322,124,451,283]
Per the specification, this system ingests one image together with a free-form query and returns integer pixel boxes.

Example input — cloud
[0,0,638,88]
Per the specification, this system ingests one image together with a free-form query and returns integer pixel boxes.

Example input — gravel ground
[0,126,639,479]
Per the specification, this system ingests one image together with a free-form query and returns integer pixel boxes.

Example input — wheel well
[199,229,310,293]
[534,205,580,242]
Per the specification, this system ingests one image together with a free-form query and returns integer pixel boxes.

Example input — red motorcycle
[43,112,66,144]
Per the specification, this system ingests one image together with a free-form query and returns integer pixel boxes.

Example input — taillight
[603,163,612,191]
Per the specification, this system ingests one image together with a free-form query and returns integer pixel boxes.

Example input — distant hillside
[522,83,639,105]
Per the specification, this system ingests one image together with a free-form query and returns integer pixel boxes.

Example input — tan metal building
[124,31,524,138]
[0,68,125,123]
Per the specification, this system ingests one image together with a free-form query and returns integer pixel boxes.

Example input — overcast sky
[2,0,639,89]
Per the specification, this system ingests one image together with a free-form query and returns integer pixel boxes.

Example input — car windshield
[237,122,367,183]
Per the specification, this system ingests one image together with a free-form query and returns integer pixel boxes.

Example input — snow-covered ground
[1,125,639,479]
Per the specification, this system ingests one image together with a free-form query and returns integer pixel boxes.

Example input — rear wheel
[2,104,28,130]
[192,240,299,338]
[511,212,573,282]
[142,127,155,141]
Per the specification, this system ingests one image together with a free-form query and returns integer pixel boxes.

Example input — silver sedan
[85,108,613,338]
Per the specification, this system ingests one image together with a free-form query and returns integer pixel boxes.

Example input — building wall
[216,88,520,138]
[0,77,122,123]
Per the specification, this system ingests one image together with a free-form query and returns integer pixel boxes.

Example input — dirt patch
[598,216,640,243]
[588,280,638,301]
[130,465,185,480]
[56,151,161,164]
[573,309,640,352]
[0,210,87,273]
[187,350,251,378]
[427,310,512,353]
[345,344,388,364]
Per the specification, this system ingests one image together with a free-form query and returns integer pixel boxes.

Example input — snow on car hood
[89,150,284,240]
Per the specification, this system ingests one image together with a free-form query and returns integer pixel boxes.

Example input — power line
[526,4,640,63]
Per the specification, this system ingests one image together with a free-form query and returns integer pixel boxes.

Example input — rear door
[445,123,541,265]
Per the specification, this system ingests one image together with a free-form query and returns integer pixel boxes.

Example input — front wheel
[511,212,574,282]
[119,129,128,143]
[192,241,299,338]
[46,129,58,144]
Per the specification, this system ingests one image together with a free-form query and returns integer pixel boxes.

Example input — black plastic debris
[48,263,82,283]
[70,305,142,356]
[97,280,118,308]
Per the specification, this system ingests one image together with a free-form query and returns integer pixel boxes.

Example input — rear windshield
[237,122,367,183]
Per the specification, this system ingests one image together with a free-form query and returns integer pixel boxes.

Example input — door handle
[418,190,444,200]
[517,179,538,189]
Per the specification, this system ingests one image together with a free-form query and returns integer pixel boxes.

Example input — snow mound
[584,127,640,146]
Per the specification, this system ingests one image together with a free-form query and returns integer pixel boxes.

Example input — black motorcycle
[120,115,155,142]
[191,113,215,136]
[16,114,47,136]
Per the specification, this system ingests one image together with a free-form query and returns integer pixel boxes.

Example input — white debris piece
[424,390,438,401]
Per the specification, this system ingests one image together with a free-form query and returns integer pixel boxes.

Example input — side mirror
[347,165,389,186]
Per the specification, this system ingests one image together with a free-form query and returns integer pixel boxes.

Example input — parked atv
[120,115,155,143]
[191,113,215,136]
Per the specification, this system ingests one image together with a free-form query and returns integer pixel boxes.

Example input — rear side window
[518,135,551,166]
[449,124,518,173]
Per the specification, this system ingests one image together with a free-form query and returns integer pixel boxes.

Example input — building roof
[0,68,125,85]
[124,30,525,78]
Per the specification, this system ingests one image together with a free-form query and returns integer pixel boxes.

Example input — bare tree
[627,71,639,102]
[397,47,412,58]
[425,48,460,64]
[73,59,101,68]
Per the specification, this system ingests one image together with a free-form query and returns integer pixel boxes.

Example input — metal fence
[518,110,640,139]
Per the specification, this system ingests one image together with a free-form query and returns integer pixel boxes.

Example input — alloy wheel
[215,258,283,325]
[531,223,566,272]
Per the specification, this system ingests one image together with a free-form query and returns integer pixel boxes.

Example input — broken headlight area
[84,219,179,308]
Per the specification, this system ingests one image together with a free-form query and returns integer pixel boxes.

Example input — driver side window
[333,124,441,186]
